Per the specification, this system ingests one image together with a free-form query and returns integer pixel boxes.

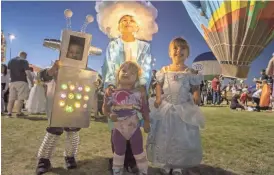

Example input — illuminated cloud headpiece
[95,1,158,41]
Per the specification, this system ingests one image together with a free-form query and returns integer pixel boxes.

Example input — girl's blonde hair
[169,37,190,57]
[115,61,142,87]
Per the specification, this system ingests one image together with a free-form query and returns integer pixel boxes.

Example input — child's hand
[105,85,115,97]
[109,113,118,122]
[143,120,150,133]
[154,99,162,108]
[53,60,60,71]
[193,94,201,105]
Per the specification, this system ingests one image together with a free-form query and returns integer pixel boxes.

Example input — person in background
[266,53,274,109]
[230,92,245,110]
[211,75,221,105]
[7,51,34,117]
[1,64,10,113]
[259,80,271,111]
[200,80,208,105]
[231,84,238,95]
[240,88,248,107]
[260,69,269,81]
[252,84,262,112]
[28,67,36,88]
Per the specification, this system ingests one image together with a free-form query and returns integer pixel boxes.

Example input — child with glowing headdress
[95,1,158,173]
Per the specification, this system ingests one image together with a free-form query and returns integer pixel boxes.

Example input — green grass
[1,107,274,175]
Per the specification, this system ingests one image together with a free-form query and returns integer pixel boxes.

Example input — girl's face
[67,44,83,60]
[169,42,189,64]
[118,15,139,34]
[118,63,138,87]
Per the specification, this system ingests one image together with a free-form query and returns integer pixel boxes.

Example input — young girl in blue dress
[147,37,205,175]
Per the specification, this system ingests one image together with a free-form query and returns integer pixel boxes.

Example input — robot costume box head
[43,9,102,128]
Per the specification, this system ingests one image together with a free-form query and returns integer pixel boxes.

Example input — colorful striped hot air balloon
[183,1,274,79]
[192,52,222,80]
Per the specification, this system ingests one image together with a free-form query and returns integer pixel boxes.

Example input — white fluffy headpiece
[95,1,158,41]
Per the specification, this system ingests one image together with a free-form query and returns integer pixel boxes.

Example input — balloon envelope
[192,52,221,80]
[183,1,274,79]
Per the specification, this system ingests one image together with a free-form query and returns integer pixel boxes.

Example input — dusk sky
[2,1,273,85]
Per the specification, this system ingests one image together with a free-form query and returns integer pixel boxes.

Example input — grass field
[1,107,274,175]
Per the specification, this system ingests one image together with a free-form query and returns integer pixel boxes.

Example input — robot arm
[89,46,102,56]
[43,39,102,56]
[43,39,61,51]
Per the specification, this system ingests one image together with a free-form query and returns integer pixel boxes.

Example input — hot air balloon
[183,1,274,79]
[192,52,221,80]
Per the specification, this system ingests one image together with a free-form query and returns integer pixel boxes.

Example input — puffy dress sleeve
[156,70,165,84]
[187,69,203,86]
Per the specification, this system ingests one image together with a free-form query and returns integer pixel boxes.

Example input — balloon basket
[220,64,250,79]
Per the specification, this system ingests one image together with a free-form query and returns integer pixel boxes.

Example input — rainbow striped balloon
[183,1,274,79]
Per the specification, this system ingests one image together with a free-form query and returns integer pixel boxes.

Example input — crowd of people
[1,52,48,117]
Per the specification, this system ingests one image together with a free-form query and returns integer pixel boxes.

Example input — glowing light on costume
[75,102,81,108]
[59,100,65,107]
[83,104,87,108]
[60,93,66,99]
[85,86,91,92]
[78,86,83,91]
[61,84,68,90]
[70,85,75,90]
[76,93,82,100]
[65,105,74,113]
[68,93,74,99]
[83,95,89,101]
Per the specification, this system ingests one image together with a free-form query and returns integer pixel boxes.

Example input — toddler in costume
[147,37,205,175]
[26,73,46,114]
[95,1,158,172]
[103,61,150,175]
[35,60,80,175]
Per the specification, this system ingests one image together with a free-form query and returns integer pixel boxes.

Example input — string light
[61,84,68,90]
[75,102,81,108]
[83,95,89,101]
[70,85,75,90]
[65,105,74,113]
[78,86,83,91]
[76,93,82,100]
[60,93,66,99]
[59,100,65,107]
[85,86,91,92]
[68,93,74,99]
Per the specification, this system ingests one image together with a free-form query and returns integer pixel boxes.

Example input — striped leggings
[37,127,80,159]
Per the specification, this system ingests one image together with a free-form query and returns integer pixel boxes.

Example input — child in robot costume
[103,61,150,175]
[35,60,81,175]
[95,1,158,172]
[35,10,102,175]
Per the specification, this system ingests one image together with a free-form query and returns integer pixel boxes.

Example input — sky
[1,1,273,85]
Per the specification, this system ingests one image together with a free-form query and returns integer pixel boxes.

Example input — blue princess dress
[147,67,205,169]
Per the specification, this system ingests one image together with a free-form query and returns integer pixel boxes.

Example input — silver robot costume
[36,9,102,175]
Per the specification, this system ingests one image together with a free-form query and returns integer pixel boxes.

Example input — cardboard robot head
[43,9,102,69]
